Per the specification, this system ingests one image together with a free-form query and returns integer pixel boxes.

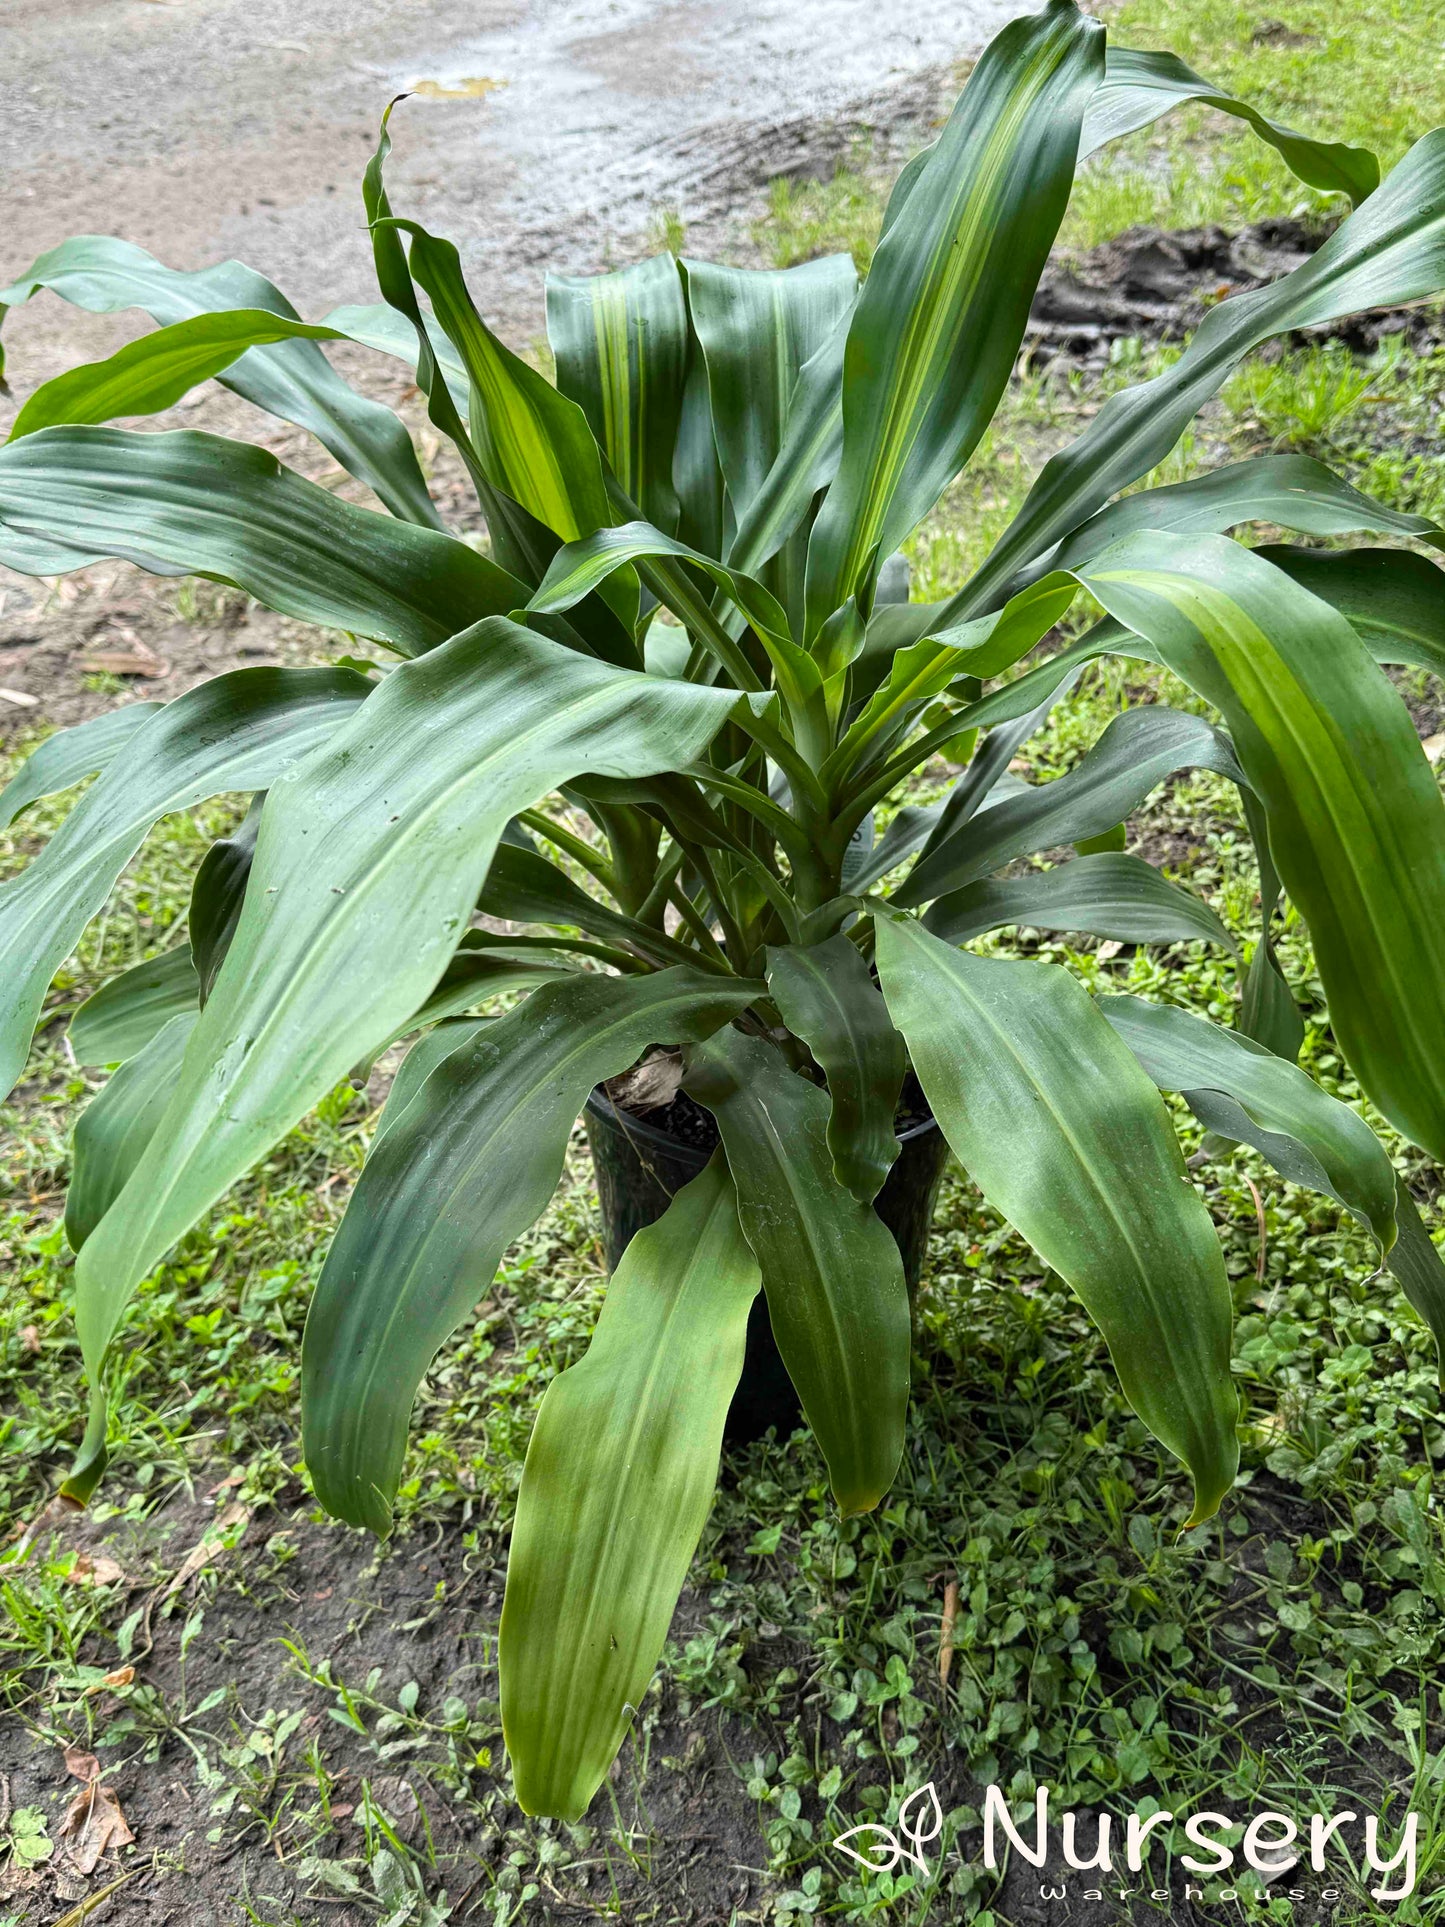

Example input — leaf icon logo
[833,1781,942,1877]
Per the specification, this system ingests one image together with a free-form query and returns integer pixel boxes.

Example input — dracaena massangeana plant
[2,0,1445,1818]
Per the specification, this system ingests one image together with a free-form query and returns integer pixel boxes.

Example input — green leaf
[303,967,759,1533]
[396,940,577,1039]
[727,314,849,580]
[0,428,526,656]
[959,130,1445,617]
[766,936,907,1203]
[1097,994,1396,1248]
[478,840,694,969]
[1239,785,1304,1063]
[683,1025,909,1515]
[64,620,751,1501]
[69,946,198,1066]
[1077,533,1445,1162]
[873,914,1238,1523]
[0,704,161,830]
[804,0,1104,631]
[189,798,262,1004]
[1255,545,1445,678]
[898,706,1244,905]
[547,255,691,534]
[66,1011,197,1251]
[1386,1185,1445,1381]
[1079,47,1380,205]
[319,302,471,413]
[925,853,1235,951]
[7,310,350,439]
[0,235,439,524]
[0,666,369,1103]
[1049,455,1443,574]
[500,1152,759,1821]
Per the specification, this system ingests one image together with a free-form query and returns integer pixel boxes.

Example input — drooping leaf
[500,1152,758,1821]
[925,853,1234,951]
[478,840,689,967]
[69,947,199,1066]
[0,666,370,1103]
[547,254,691,533]
[319,302,471,412]
[0,704,161,831]
[1256,544,1445,678]
[0,429,525,656]
[66,1012,198,1252]
[0,235,439,524]
[64,621,752,1501]
[874,914,1238,1523]
[899,706,1244,905]
[958,130,1445,616]
[189,799,263,1004]
[1239,785,1305,1062]
[1048,455,1443,574]
[7,311,350,440]
[1079,46,1380,204]
[766,936,907,1203]
[303,967,759,1533]
[683,1025,909,1516]
[1077,533,1445,1161]
[804,1,1104,630]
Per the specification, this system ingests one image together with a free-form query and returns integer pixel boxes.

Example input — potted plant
[2,0,1444,1822]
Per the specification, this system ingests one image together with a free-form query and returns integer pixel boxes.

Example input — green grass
[755,0,1445,272]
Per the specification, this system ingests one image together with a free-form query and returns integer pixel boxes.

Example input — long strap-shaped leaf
[1076,534,1445,1163]
[0,235,439,525]
[63,621,751,1501]
[0,704,160,830]
[1255,545,1445,679]
[0,666,370,1102]
[66,1011,198,1252]
[547,254,691,535]
[304,969,759,1537]
[956,130,1445,618]
[1078,47,1379,204]
[803,0,1103,633]
[1047,455,1444,575]
[0,429,525,656]
[500,1152,759,1821]
[874,914,1238,1523]
[898,705,1245,905]
[683,1025,909,1516]
[926,853,1234,951]
[69,946,198,1066]
[767,937,907,1204]
[1098,994,1445,1369]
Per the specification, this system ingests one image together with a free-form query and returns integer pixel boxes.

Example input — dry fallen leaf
[0,687,39,708]
[409,75,507,98]
[162,1501,251,1599]
[65,1553,126,1589]
[1096,939,1124,960]
[59,1766,135,1876]
[938,1578,959,1688]
[63,1746,100,1784]
[81,647,170,679]
[606,1050,684,1113]
[19,1325,40,1354]
[1423,732,1445,763]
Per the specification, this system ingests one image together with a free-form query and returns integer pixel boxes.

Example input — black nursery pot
[583,1086,950,1444]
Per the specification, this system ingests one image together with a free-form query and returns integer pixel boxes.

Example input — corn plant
[2,0,1445,1820]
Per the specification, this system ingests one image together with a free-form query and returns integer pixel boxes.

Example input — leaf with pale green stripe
[303,967,759,1533]
[874,914,1238,1523]
[0,429,525,656]
[69,947,198,1066]
[1077,533,1445,1162]
[683,1025,909,1515]
[63,620,752,1502]
[955,129,1445,619]
[547,255,690,534]
[1079,46,1379,204]
[0,704,160,831]
[926,853,1234,951]
[767,936,906,1203]
[0,666,369,1104]
[803,1,1103,632]
[0,234,439,525]
[501,1152,758,1821]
